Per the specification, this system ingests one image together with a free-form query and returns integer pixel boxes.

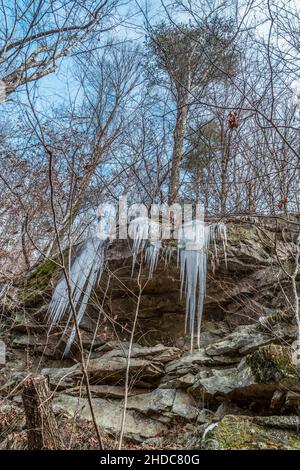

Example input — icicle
[218,222,228,268]
[47,236,108,355]
[129,216,149,277]
[46,207,227,356]
[209,222,227,269]
[129,217,161,278]
[179,218,206,350]
[163,245,176,266]
[179,216,227,351]
[145,240,161,279]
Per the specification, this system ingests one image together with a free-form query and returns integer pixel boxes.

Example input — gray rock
[101,343,181,363]
[214,402,247,420]
[126,388,176,415]
[125,388,198,422]
[205,325,272,357]
[86,344,180,384]
[53,394,167,442]
[87,356,164,384]
[190,345,300,401]
[159,372,195,389]
[68,384,149,399]
[41,364,81,390]
[165,350,227,375]
[171,390,199,421]
[285,391,300,408]
[196,408,215,424]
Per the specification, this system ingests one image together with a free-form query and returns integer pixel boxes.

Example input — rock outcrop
[0,216,300,449]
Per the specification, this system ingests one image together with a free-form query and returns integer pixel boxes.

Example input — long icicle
[179,217,227,350]
[47,236,108,355]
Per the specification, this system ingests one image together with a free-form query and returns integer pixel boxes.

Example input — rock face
[190,344,300,402]
[53,394,169,442]
[0,216,300,449]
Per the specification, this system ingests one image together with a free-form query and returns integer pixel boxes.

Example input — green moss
[226,223,256,244]
[23,258,62,304]
[213,416,257,449]
[255,309,293,332]
[246,344,299,384]
[205,415,300,450]
[28,259,58,282]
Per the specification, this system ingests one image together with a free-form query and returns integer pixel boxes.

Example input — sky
[5,0,298,115]
[28,0,162,113]
[26,0,197,113]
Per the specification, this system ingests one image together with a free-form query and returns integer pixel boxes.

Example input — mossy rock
[246,344,300,384]
[226,223,257,245]
[203,415,300,450]
[22,258,62,305]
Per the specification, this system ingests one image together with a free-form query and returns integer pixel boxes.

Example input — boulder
[126,388,199,422]
[68,385,149,399]
[165,349,239,376]
[87,356,164,384]
[190,344,300,402]
[53,394,168,442]
[171,390,199,421]
[87,344,179,384]
[205,325,272,357]
[100,343,180,363]
[126,388,176,415]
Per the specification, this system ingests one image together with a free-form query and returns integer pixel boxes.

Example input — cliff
[0,216,299,449]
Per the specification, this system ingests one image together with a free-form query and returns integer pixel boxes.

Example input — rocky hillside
[0,216,300,450]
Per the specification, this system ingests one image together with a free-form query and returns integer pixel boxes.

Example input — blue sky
[4,0,276,115]
[30,0,163,112]
[28,0,197,113]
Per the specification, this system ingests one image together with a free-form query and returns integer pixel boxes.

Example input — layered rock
[0,216,300,449]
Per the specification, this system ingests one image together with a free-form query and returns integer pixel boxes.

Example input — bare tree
[0,0,119,96]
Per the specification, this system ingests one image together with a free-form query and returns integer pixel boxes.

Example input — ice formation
[129,214,227,349]
[163,245,176,266]
[47,212,226,355]
[178,219,227,350]
[145,240,162,279]
[129,216,161,278]
[47,236,107,355]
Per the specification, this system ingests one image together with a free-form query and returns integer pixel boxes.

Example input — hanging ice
[179,216,227,350]
[47,207,227,356]
[129,216,161,278]
[163,245,176,266]
[145,240,162,278]
[47,236,108,355]
[128,216,150,276]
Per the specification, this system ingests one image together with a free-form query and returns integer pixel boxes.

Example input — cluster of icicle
[46,216,227,355]
[130,217,227,350]
[178,220,227,351]
[47,236,108,355]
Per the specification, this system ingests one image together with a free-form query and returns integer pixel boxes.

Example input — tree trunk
[22,375,63,450]
[168,92,188,205]
[220,125,229,214]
